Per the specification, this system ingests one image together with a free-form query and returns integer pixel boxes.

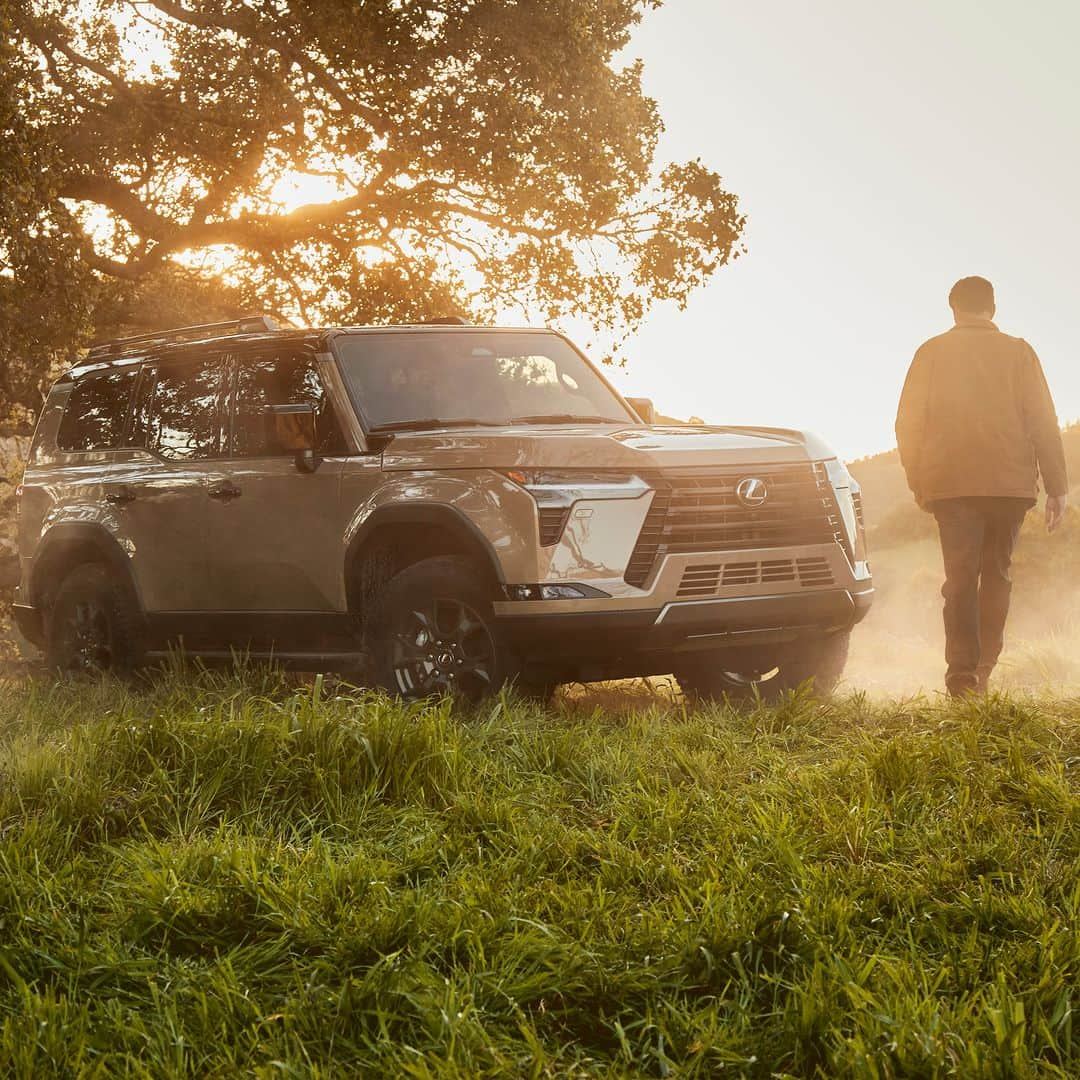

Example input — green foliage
[1,0,745,419]
[0,0,97,423]
[0,672,1078,1075]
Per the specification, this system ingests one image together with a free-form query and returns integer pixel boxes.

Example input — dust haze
[844,505,1080,698]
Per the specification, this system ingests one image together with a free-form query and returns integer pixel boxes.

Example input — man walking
[895,277,1068,696]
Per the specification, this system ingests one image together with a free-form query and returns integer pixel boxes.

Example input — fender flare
[345,504,506,587]
[30,522,144,611]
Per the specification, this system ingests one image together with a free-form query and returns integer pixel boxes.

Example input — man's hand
[1045,493,1068,533]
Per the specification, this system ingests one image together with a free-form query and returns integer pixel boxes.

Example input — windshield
[333,331,636,431]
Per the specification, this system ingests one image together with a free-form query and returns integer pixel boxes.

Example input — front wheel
[45,563,143,676]
[368,556,518,702]
[675,631,850,703]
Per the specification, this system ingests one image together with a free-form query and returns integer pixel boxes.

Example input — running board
[144,649,367,671]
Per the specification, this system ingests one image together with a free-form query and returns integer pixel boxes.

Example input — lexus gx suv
[14,316,873,701]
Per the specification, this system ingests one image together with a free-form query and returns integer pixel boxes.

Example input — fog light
[540,584,589,599]
[504,583,610,601]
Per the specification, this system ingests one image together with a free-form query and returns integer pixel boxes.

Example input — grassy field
[1,670,1078,1077]
[1,489,1078,1076]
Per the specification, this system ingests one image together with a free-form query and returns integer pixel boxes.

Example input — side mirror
[264,403,322,472]
[627,396,657,424]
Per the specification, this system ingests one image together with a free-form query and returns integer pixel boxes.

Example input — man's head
[949,276,995,320]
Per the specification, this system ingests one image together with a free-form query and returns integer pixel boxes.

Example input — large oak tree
[2,0,744,419]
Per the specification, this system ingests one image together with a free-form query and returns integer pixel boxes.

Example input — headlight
[822,458,868,563]
[503,470,650,507]
[824,458,853,490]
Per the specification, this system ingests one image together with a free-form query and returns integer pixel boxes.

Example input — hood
[380,423,838,471]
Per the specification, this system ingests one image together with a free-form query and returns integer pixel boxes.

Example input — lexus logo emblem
[735,477,769,507]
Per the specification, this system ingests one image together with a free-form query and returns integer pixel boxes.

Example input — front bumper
[497,583,874,660]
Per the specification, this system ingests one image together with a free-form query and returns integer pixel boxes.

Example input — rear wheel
[676,630,850,704]
[368,556,518,701]
[512,677,560,705]
[45,563,142,676]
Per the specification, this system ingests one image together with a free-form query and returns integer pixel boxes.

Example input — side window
[56,367,139,452]
[231,352,345,456]
[143,357,225,460]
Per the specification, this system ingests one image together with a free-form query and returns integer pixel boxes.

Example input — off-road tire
[511,678,560,706]
[45,563,143,676]
[368,555,519,701]
[675,630,850,704]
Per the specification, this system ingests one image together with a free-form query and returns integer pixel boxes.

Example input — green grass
[1,672,1078,1077]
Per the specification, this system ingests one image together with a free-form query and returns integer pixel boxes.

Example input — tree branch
[21,21,137,100]
[59,175,175,239]
[141,0,387,134]
[81,245,167,280]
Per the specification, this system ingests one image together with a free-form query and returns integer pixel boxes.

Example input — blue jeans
[930,497,1032,694]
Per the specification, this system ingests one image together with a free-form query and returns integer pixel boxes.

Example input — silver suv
[14,316,873,700]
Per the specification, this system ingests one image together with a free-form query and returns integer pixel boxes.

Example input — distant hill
[849,424,1080,549]
[847,449,910,534]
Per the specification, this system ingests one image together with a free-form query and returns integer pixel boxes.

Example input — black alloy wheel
[676,631,850,704]
[710,666,782,694]
[58,596,115,671]
[390,597,498,700]
[46,563,142,675]
[369,555,516,702]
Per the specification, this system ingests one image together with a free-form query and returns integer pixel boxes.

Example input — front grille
[538,507,570,546]
[676,556,835,598]
[625,462,847,588]
[624,486,672,586]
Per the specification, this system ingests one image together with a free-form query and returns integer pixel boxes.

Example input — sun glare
[268,173,349,214]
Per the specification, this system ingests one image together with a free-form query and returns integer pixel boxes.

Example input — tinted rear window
[56,367,139,452]
[143,357,225,460]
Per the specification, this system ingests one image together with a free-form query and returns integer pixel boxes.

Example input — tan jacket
[895,317,1067,502]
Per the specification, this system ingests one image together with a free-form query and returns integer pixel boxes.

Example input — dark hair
[948,276,994,314]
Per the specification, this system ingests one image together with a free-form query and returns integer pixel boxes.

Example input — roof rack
[418,316,470,326]
[87,314,281,360]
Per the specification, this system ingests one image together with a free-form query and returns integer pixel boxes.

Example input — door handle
[208,483,242,501]
[106,485,136,505]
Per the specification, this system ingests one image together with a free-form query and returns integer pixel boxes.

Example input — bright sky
[605,0,1080,460]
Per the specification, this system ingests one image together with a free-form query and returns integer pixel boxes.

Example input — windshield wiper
[508,414,626,425]
[369,417,509,433]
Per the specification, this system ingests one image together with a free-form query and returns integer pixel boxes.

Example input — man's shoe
[946,676,979,698]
